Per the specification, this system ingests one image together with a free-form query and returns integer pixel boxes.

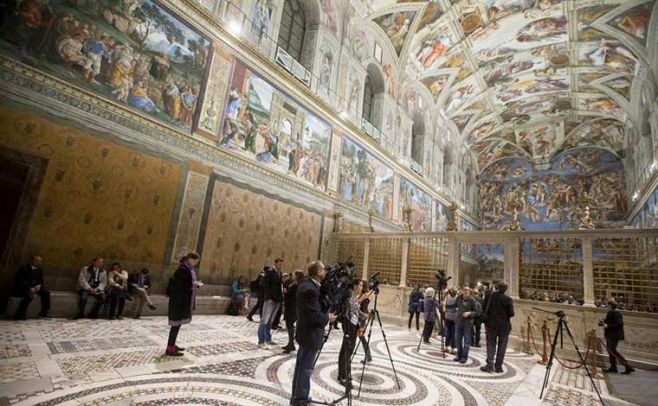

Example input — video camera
[367,272,381,294]
[320,259,357,319]
[435,269,451,290]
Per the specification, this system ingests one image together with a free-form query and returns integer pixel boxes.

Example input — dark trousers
[248,296,263,318]
[338,322,357,381]
[290,344,319,405]
[285,319,296,349]
[422,320,435,342]
[273,305,283,328]
[14,289,51,318]
[473,320,482,346]
[167,325,181,347]
[455,323,473,361]
[444,319,455,347]
[358,334,372,361]
[485,328,510,369]
[78,290,105,318]
[606,337,631,371]
[108,289,126,319]
[408,311,420,330]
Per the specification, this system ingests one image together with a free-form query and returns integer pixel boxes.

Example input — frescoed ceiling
[354,0,657,171]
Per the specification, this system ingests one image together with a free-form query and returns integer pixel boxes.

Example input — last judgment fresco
[479,147,627,231]
[0,0,211,131]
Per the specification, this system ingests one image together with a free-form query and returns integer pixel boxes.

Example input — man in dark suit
[602,298,635,374]
[480,282,514,373]
[290,261,336,406]
[11,255,50,319]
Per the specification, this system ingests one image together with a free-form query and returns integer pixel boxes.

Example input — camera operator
[358,281,374,364]
[338,279,368,386]
[480,282,514,373]
[290,261,337,406]
[600,298,635,374]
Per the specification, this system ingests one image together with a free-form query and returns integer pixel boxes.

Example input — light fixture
[650,161,657,172]
[632,192,639,201]
[228,20,242,35]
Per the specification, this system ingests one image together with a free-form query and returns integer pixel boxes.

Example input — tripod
[535,308,605,405]
[311,301,353,405]
[351,291,401,397]
[416,287,446,356]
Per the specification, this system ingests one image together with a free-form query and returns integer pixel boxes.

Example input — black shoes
[495,367,504,373]
[480,366,493,373]
[605,367,619,373]
[176,345,185,352]
[148,303,157,310]
[165,350,184,356]
[246,316,254,322]
[621,367,635,375]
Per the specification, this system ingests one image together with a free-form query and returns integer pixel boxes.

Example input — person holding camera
[454,286,480,364]
[480,282,514,373]
[357,281,374,363]
[601,298,635,374]
[338,279,368,386]
[290,261,337,406]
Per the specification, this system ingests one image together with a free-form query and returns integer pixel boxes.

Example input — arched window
[278,0,306,62]
[362,75,374,124]
[411,112,425,163]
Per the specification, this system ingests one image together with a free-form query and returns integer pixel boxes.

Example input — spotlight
[228,20,242,35]
[632,192,639,201]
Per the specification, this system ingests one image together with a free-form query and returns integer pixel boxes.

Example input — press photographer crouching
[600,298,635,374]
[290,261,337,406]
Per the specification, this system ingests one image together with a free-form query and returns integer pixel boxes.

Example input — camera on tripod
[320,259,357,319]
[435,269,451,290]
[367,272,380,294]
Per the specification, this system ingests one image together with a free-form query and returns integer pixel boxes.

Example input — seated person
[76,257,107,319]
[11,255,50,319]
[106,262,132,320]
[228,275,246,315]
[128,268,157,319]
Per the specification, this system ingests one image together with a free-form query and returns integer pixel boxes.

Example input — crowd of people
[524,289,584,305]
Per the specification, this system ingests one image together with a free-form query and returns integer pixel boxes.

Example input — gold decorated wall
[0,104,182,290]
[200,179,323,284]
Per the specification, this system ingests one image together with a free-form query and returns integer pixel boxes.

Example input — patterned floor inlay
[0,316,632,405]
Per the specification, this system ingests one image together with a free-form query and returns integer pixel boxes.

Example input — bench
[5,291,230,319]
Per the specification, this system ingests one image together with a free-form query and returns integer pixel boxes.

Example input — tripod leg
[540,321,562,399]
[374,310,401,389]
[562,320,606,405]
[357,313,378,397]
[313,324,333,368]
[352,312,374,362]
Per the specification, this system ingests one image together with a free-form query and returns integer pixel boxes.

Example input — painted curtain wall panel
[399,178,432,232]
[338,136,394,220]
[631,187,658,228]
[479,147,627,231]
[0,1,211,131]
[221,61,331,190]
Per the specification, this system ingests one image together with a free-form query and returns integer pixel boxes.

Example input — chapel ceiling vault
[357,0,657,171]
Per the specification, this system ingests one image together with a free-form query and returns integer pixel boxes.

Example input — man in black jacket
[480,282,514,373]
[258,258,284,348]
[290,261,336,406]
[602,299,635,374]
[247,270,265,321]
[11,255,50,319]
[282,271,304,353]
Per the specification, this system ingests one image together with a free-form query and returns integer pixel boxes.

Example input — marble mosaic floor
[0,316,632,405]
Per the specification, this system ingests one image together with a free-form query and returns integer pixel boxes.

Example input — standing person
[247,269,265,321]
[443,288,458,354]
[454,286,480,364]
[358,282,374,363]
[422,287,440,343]
[282,271,303,353]
[272,272,289,330]
[165,252,201,356]
[106,262,131,320]
[480,282,514,373]
[472,288,484,347]
[601,298,635,374]
[337,279,367,386]
[290,261,337,406]
[11,255,51,319]
[76,257,107,319]
[408,284,423,331]
[258,258,284,348]
[128,268,157,319]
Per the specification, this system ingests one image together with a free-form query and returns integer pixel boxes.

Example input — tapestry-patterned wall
[200,179,323,284]
[221,60,331,190]
[0,0,211,131]
[0,104,182,285]
[479,147,627,230]
[338,136,394,220]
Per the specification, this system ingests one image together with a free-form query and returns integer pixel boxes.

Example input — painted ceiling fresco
[361,0,656,171]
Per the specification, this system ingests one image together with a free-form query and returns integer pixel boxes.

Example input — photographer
[454,286,480,364]
[601,298,635,374]
[338,279,368,386]
[408,285,423,331]
[480,282,514,373]
[358,281,374,364]
[290,261,337,406]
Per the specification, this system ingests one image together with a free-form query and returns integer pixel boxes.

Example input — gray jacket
[455,295,481,326]
[78,266,107,291]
